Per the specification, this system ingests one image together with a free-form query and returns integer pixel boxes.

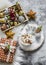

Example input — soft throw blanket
[0,0,12,10]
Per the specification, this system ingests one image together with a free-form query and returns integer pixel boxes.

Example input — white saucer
[19,24,44,51]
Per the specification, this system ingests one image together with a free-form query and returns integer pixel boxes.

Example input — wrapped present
[0,38,17,63]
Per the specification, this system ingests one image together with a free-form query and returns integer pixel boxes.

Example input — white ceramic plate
[19,24,44,51]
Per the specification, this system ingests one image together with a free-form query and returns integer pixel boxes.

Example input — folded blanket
[0,0,12,10]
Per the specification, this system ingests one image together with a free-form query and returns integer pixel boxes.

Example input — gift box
[0,38,17,63]
[0,2,28,32]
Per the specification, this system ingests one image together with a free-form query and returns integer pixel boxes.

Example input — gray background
[0,0,46,65]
